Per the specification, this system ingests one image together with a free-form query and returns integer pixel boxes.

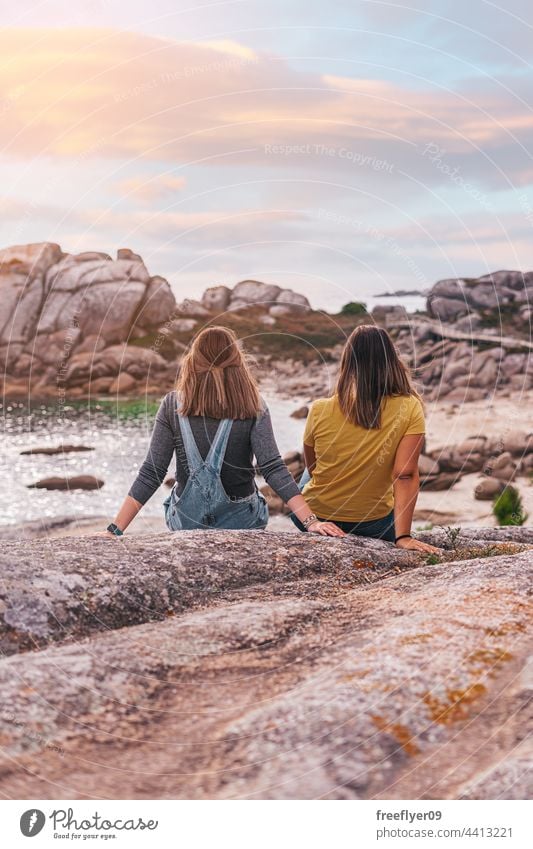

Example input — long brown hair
[176,326,262,419]
[336,325,419,429]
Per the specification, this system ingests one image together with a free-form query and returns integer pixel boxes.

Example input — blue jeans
[292,467,395,542]
[290,509,395,541]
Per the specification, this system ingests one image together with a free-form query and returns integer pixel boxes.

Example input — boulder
[108,372,138,394]
[99,344,168,375]
[420,471,462,491]
[271,289,311,314]
[426,269,533,325]
[474,478,506,500]
[226,298,251,312]
[0,241,63,279]
[269,305,296,318]
[456,436,488,454]
[116,248,144,263]
[39,258,149,342]
[27,475,104,491]
[0,242,178,392]
[443,387,487,402]
[429,278,466,300]
[11,353,33,375]
[490,451,514,471]
[64,351,112,384]
[232,279,281,306]
[502,353,527,376]
[290,405,309,419]
[499,429,533,456]
[166,318,197,333]
[427,296,469,322]
[453,314,482,332]
[418,455,440,476]
[474,270,530,291]
[375,304,409,322]
[20,445,93,456]
[0,243,64,346]
[258,314,276,325]
[175,298,210,317]
[201,285,231,312]
[441,360,470,383]
[260,484,286,515]
[283,450,303,466]
[74,333,107,355]
[467,284,513,310]
[89,377,115,393]
[136,276,176,328]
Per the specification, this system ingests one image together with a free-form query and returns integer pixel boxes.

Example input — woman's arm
[393,434,439,553]
[303,443,316,474]
[252,407,344,537]
[106,495,143,536]
[104,395,175,536]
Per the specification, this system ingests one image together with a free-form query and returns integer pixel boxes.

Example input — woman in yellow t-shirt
[296,325,439,553]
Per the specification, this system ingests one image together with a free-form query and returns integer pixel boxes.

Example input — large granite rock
[207,279,312,316]
[0,528,531,799]
[201,284,231,312]
[427,270,533,318]
[1,243,177,396]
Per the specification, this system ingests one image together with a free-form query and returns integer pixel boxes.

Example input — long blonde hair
[176,326,262,419]
[336,325,420,429]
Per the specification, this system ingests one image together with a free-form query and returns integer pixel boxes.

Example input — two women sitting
[106,324,438,554]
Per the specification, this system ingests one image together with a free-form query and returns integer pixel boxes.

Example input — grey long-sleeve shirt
[128,391,300,505]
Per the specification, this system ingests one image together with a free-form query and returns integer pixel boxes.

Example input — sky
[1,0,533,310]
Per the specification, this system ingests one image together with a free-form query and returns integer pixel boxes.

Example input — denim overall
[164,414,269,531]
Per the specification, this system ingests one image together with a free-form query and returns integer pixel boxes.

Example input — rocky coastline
[2,241,533,517]
[2,241,532,405]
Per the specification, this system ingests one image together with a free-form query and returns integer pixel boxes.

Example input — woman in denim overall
[163,411,268,531]
[104,327,344,538]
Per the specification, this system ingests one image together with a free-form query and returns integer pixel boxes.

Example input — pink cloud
[0,27,531,168]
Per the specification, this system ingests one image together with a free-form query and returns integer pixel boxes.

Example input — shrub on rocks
[493,486,528,526]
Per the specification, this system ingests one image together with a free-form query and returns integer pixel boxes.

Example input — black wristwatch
[107,523,124,536]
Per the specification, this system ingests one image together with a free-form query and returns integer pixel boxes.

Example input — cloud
[1,26,532,181]
[115,173,186,201]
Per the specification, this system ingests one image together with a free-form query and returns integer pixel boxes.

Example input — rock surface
[0,528,531,800]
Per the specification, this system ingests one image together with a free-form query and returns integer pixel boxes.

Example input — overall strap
[205,418,233,474]
[177,414,204,474]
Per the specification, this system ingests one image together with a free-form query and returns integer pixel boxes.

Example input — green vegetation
[492,486,528,526]
[442,525,462,550]
[202,308,366,361]
[426,554,440,565]
[88,398,161,419]
[339,301,368,316]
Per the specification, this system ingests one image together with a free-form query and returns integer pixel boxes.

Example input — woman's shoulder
[309,395,336,414]
[162,389,178,407]
[386,392,422,409]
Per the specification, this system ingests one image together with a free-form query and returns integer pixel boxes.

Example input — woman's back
[302,393,425,522]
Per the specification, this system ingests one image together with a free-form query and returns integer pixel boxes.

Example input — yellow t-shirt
[302,394,425,522]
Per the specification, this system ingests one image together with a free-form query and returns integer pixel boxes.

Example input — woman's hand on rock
[307,521,346,537]
[97,531,121,539]
[395,536,440,553]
